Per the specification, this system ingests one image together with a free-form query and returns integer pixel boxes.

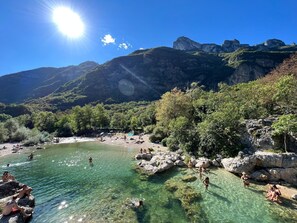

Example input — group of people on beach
[139,148,151,154]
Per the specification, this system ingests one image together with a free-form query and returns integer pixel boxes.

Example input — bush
[149,126,167,143]
[144,125,155,134]
[161,138,167,146]
[11,127,30,142]
[22,129,53,146]
[0,124,8,143]
[166,136,179,151]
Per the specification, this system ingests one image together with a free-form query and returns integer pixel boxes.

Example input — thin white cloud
[119,42,132,50]
[101,34,116,45]
[139,48,144,50]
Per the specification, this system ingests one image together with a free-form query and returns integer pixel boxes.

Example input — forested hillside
[0,54,296,157]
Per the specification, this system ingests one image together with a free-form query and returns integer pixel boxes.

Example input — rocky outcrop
[173,37,206,51]
[241,117,297,153]
[173,37,289,53]
[136,151,183,174]
[264,39,286,48]
[173,37,248,53]
[0,181,22,199]
[221,152,297,185]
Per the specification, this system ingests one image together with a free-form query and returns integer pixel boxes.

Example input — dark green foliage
[149,126,167,143]
[272,114,297,152]
[55,115,73,137]
[0,114,12,122]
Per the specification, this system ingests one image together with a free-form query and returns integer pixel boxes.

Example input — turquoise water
[0,142,297,223]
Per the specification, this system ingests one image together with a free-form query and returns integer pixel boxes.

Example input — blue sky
[0,0,296,76]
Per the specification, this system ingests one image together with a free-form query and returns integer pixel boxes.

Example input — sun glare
[53,6,85,38]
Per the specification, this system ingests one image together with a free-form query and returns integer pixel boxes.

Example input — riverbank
[98,133,167,152]
[0,134,166,158]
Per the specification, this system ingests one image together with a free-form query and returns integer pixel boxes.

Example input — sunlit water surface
[1,142,297,223]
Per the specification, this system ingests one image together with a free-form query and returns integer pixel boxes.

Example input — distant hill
[37,46,295,110]
[0,61,98,104]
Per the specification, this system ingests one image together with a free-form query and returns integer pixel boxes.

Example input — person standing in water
[241,172,250,187]
[28,153,33,161]
[89,157,93,163]
[203,177,210,190]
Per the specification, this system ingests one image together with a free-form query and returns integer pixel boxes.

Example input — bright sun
[53,7,85,38]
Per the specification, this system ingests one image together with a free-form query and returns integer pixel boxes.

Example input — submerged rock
[165,177,202,221]
[181,175,197,182]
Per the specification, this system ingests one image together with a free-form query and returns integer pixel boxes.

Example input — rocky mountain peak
[173,37,289,53]
[173,36,203,51]
[264,39,286,48]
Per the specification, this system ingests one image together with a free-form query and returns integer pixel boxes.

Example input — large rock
[0,181,23,199]
[194,157,211,168]
[266,168,297,185]
[222,152,297,185]
[221,156,257,174]
[136,151,182,174]
[241,117,297,153]
[255,152,297,168]
[135,153,153,160]
[0,212,25,223]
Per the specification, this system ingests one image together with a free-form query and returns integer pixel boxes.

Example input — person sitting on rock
[241,172,250,187]
[17,185,32,199]
[2,171,15,182]
[2,194,31,219]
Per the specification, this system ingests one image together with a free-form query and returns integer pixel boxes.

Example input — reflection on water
[0,142,296,223]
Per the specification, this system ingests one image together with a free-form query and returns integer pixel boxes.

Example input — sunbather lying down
[2,195,32,219]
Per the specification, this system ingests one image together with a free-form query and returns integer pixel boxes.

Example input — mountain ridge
[173,36,297,53]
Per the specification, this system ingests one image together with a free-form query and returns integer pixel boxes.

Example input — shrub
[144,125,155,134]
[11,127,30,142]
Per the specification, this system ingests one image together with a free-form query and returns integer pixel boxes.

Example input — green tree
[93,104,109,129]
[273,75,297,112]
[0,123,8,143]
[272,114,297,152]
[130,116,139,131]
[110,113,127,130]
[168,116,199,153]
[156,88,193,127]
[197,103,242,157]
[55,115,73,137]
[71,105,94,134]
[33,112,57,133]
[4,119,19,140]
